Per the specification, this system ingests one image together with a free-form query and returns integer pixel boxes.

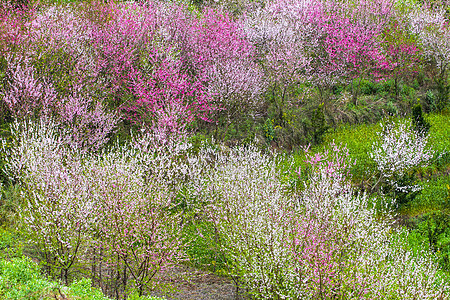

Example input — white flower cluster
[370,120,434,191]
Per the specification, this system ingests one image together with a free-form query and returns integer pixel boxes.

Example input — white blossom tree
[370,120,435,193]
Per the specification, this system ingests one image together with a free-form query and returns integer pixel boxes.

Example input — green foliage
[0,257,161,300]
[171,186,209,221]
[434,78,449,112]
[384,99,400,115]
[67,278,111,300]
[0,228,23,259]
[0,56,6,87]
[0,122,13,186]
[187,133,208,154]
[405,175,450,215]
[32,47,78,98]
[387,171,422,207]
[412,99,431,134]
[209,113,259,146]
[428,112,450,160]
[183,221,228,275]
[0,257,55,300]
[425,90,438,112]
[354,78,380,95]
[400,83,419,103]
[263,118,276,143]
[0,184,24,227]
[310,103,329,145]
[409,212,450,272]
[39,0,81,5]
[127,291,166,300]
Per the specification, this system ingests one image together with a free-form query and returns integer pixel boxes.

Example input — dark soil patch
[150,266,249,300]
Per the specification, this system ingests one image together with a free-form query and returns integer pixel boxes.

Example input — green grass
[428,111,450,168]
[0,257,55,300]
[322,121,380,179]
[0,255,168,300]
[183,220,229,276]
[402,176,450,217]
[0,228,23,259]
[285,112,450,188]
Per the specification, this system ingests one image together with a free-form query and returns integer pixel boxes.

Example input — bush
[369,119,434,197]
[412,99,431,134]
[409,212,450,272]
[0,257,55,300]
[0,257,166,300]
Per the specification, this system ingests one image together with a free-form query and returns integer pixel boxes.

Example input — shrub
[412,99,431,134]
[0,257,55,300]
[369,119,435,196]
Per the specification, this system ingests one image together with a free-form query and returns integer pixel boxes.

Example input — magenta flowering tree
[316,0,393,103]
[122,48,212,138]
[187,8,264,105]
[88,2,157,96]
[82,2,217,138]
[161,5,264,130]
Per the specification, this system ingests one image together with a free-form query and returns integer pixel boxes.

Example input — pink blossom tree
[161,5,264,134]
[1,57,57,120]
[1,57,118,151]
[317,0,393,103]
[243,0,393,109]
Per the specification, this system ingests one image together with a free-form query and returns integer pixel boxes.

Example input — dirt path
[150,266,248,300]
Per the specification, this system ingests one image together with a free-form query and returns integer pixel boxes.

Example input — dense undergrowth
[1,0,450,299]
